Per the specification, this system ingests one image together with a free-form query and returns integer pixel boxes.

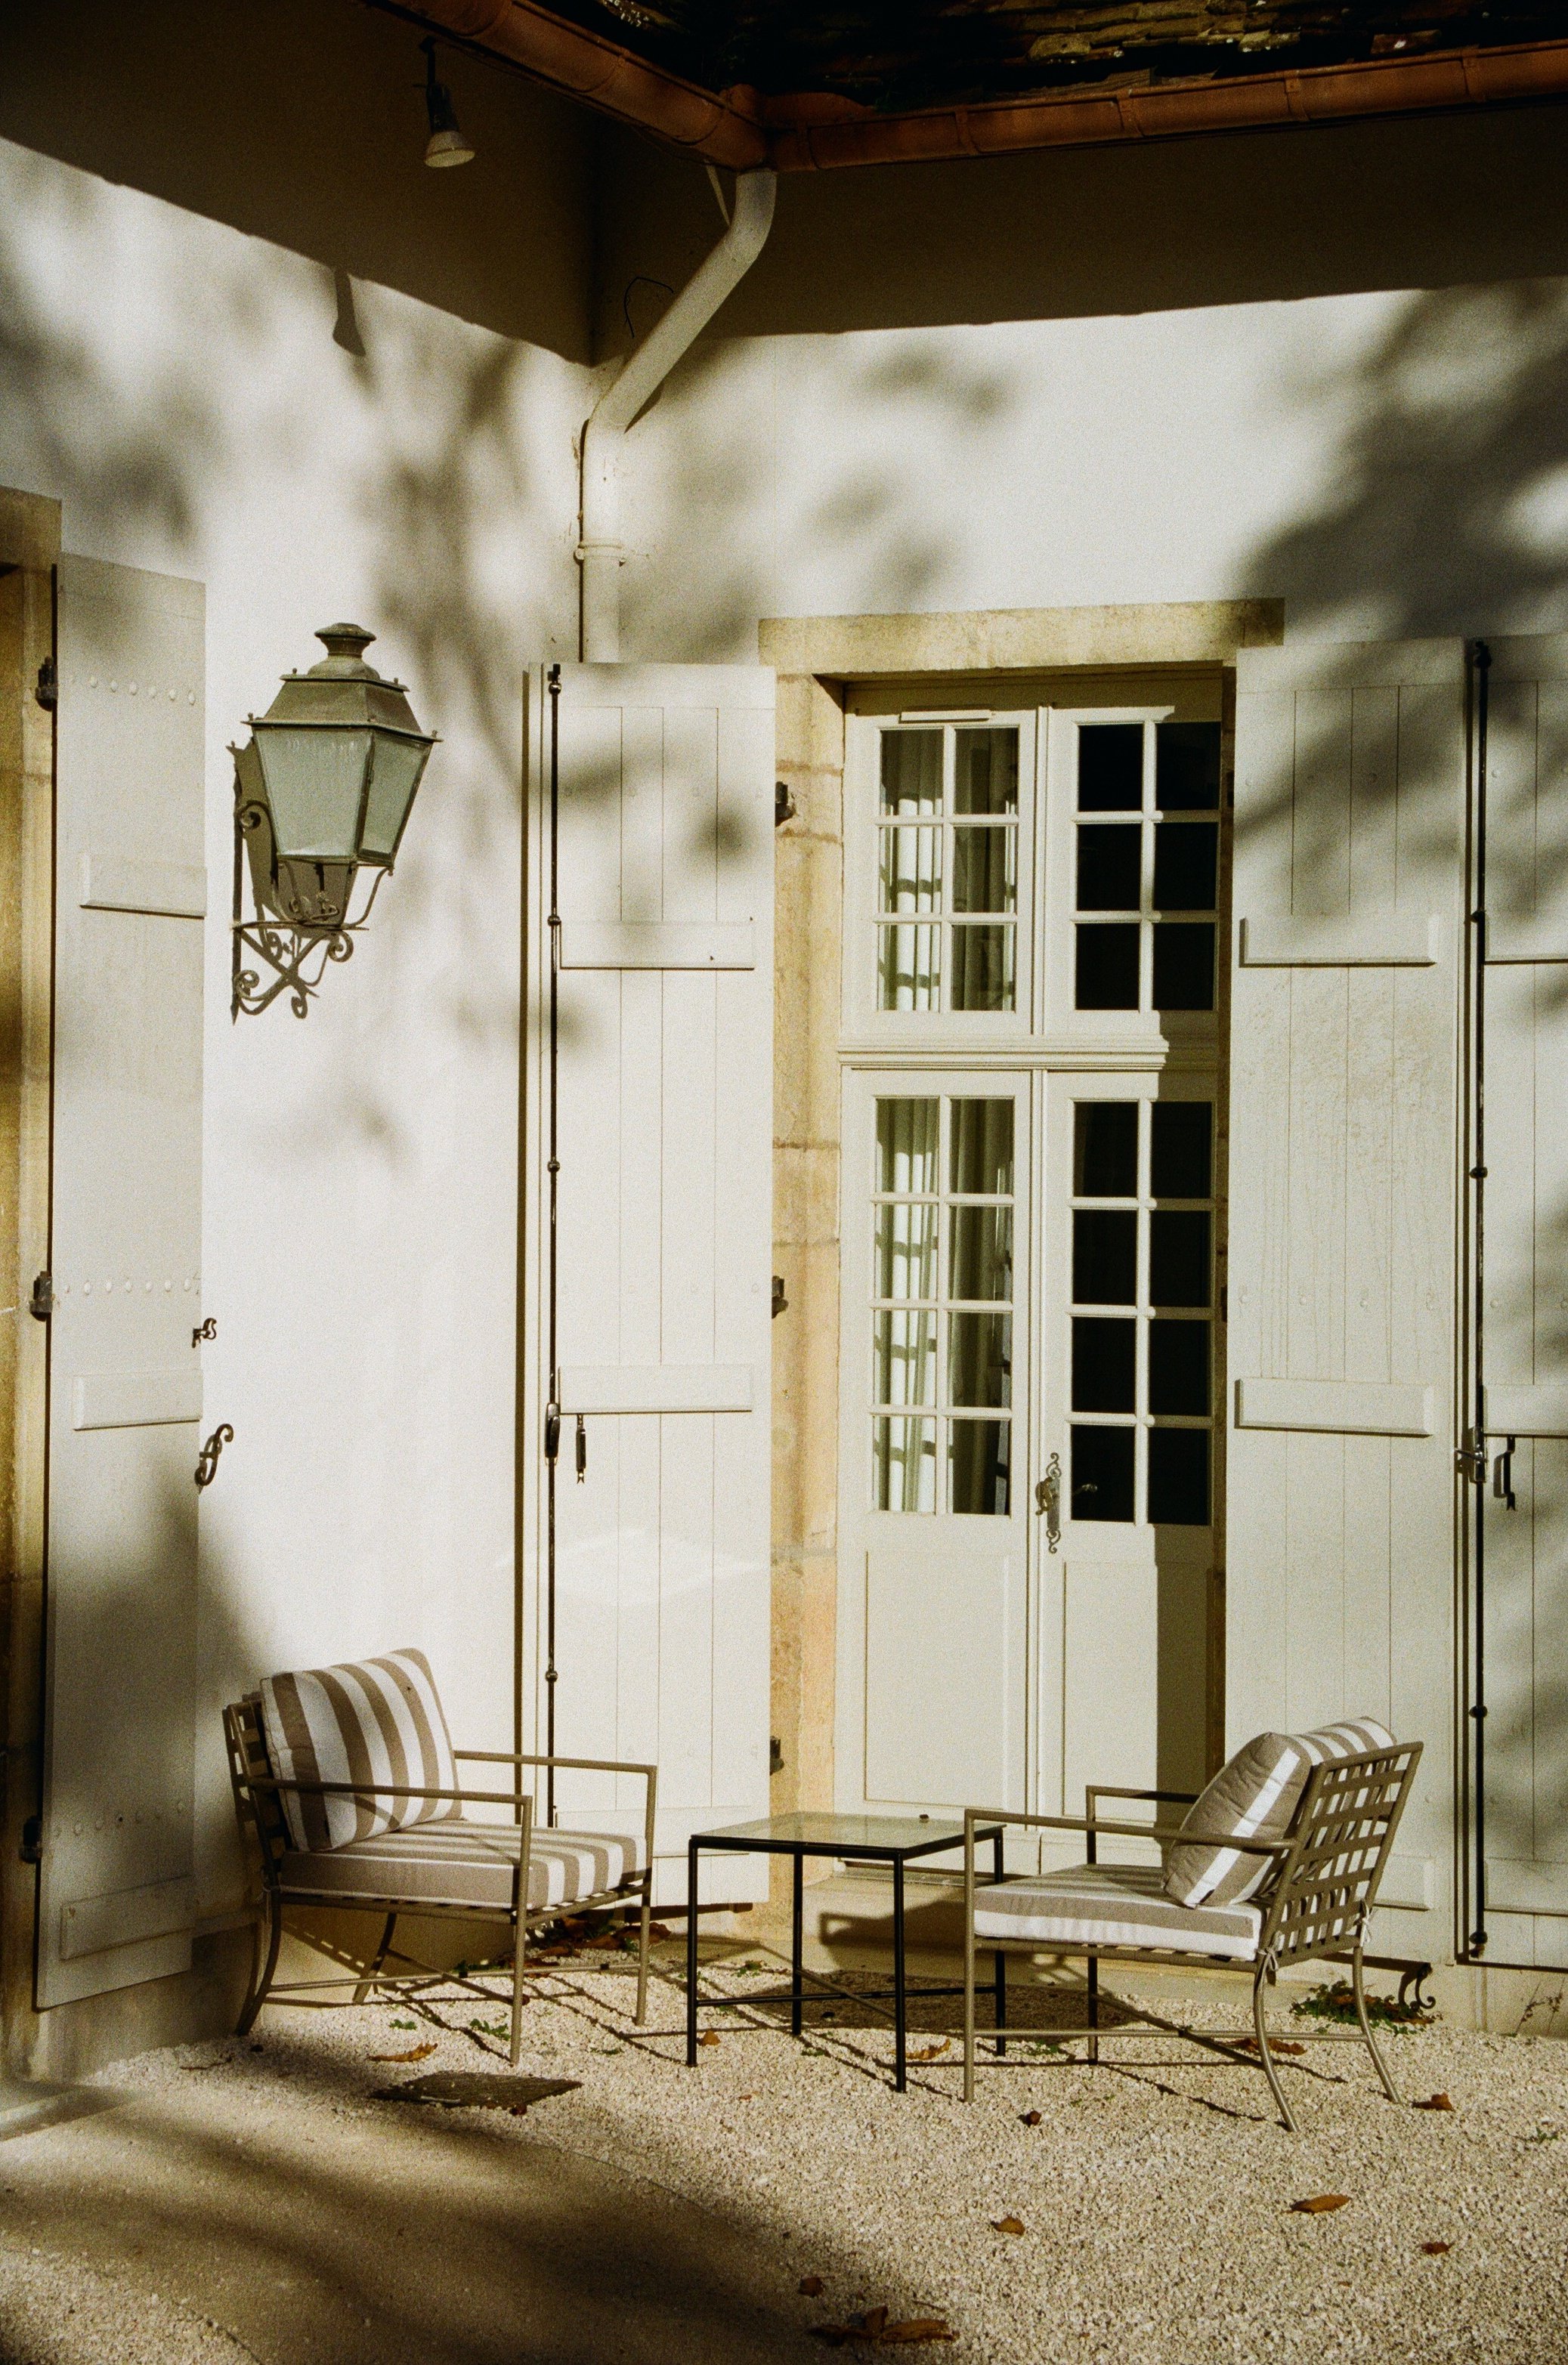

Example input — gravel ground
[0,2235,256,2365]
[12,1937,1568,2363]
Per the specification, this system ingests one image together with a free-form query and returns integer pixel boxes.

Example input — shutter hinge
[33,657,56,713]
[192,1317,217,1347]
[775,781,796,827]
[29,1272,54,1322]
[772,1275,788,1319]
[20,1816,42,1865]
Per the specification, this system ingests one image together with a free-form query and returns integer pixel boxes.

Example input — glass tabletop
[692,1810,999,1858]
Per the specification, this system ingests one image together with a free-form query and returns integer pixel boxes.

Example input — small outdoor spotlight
[421,39,475,167]
[230,624,437,1019]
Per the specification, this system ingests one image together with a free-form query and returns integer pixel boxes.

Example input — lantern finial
[311,623,378,676]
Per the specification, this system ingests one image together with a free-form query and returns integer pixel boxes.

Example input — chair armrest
[455,1751,656,1780]
[239,1773,535,1811]
[962,1806,1287,1856]
[1086,1785,1198,1813]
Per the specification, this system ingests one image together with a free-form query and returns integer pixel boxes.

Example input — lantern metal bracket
[230,796,388,1022]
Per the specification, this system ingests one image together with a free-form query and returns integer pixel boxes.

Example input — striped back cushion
[1164,1717,1396,1910]
[259,1649,460,1853]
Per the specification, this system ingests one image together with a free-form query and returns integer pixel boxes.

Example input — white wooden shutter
[1227,638,1464,1928]
[1474,633,1568,1927]
[529,663,774,1900]
[39,556,206,2005]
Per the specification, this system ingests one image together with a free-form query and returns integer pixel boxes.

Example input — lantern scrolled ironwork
[230,623,435,1019]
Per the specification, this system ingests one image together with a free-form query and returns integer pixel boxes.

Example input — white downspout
[577,168,777,663]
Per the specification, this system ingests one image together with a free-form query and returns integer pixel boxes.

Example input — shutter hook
[575,1414,587,1482]
[194,1424,233,1489]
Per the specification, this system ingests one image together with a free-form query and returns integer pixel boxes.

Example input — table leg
[893,1856,907,2092]
[791,1853,804,2038]
[685,1841,699,2067]
[992,1829,1007,2057]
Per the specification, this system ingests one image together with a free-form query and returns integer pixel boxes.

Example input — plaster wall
[0,4,595,2070]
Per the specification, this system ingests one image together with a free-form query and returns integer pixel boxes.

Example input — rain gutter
[391,8,1568,172]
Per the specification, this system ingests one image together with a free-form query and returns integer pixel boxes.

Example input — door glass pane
[1078,723,1143,811]
[949,1202,1012,1300]
[951,924,1016,1012]
[1073,1209,1137,1304]
[875,1417,937,1513]
[1075,923,1140,1009]
[880,824,942,914]
[1148,1427,1210,1524]
[877,1099,939,1194]
[1072,1316,1136,1413]
[1150,1210,1211,1307]
[876,1200,938,1300]
[952,825,1016,914]
[874,1309,936,1408]
[1152,821,1217,911]
[879,923,940,1011]
[1151,1102,1212,1199]
[1077,823,1141,910]
[1071,1425,1134,1521]
[954,726,1019,815]
[1074,1102,1138,1196]
[1152,921,1214,1012]
[950,1099,1014,1195]
[881,730,943,814]
[1155,720,1220,811]
[1149,1319,1209,1416]
[951,1420,1011,1516]
[949,1311,1012,1408]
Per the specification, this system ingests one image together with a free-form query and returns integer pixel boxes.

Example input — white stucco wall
[616,278,1568,657]
[0,134,587,1918]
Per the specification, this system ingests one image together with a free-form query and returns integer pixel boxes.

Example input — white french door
[837,1071,1031,1816]
[1039,1074,1217,1822]
[837,680,1226,1831]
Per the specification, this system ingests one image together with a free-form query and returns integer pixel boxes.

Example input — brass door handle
[1035,1451,1062,1553]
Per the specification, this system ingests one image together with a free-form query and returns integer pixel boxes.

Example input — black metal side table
[685,1810,1004,2091]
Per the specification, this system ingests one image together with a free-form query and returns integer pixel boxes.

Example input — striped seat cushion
[974,1863,1260,1962]
[278,1819,644,1914]
[1163,1717,1396,1910]
[260,1649,461,1853]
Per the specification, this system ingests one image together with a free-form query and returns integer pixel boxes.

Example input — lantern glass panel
[360,733,431,861]
[256,725,370,861]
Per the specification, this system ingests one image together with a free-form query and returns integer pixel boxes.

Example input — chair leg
[353,1912,398,2007]
[236,1890,282,2038]
[1352,1938,1401,2106]
[510,1915,527,2068]
[635,1872,651,2026]
[1253,1959,1297,2134]
[1087,1953,1099,2067]
[994,1949,1007,2058]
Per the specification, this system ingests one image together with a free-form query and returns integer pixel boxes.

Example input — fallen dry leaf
[1019,2110,1042,2126]
[647,1922,673,1943]
[370,2043,437,2064]
[1415,2093,1454,2111]
[809,2310,954,2348]
[910,2039,951,2061]
[799,2274,825,2297]
[698,2031,722,2048]
[991,2215,1026,2237]
[1422,2240,1452,2255]
[1291,2195,1350,2215]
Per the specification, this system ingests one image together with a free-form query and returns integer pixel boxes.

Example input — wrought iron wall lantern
[230,624,436,1019]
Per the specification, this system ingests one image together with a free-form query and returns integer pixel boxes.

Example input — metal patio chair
[961,1736,1421,2129]
[224,1665,656,2066]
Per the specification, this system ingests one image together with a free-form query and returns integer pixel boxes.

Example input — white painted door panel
[1477,635,1568,1925]
[39,556,206,2006]
[530,665,773,1902]
[1228,637,1464,1947]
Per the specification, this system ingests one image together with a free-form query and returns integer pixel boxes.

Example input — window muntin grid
[877,725,1021,1015]
[1072,719,1220,1016]
[871,1095,1015,1516]
[1068,1098,1214,1527]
